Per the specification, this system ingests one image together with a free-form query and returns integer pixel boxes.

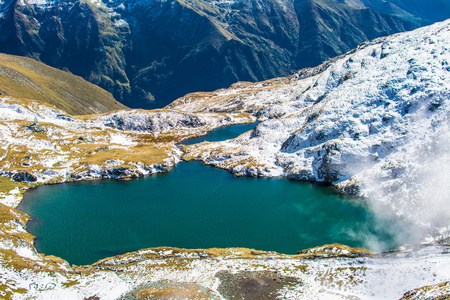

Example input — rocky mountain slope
[170,17,450,239]
[0,0,132,103]
[357,0,450,24]
[0,18,450,299]
[0,53,126,114]
[2,0,444,108]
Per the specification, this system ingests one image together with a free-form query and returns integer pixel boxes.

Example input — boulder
[12,172,37,182]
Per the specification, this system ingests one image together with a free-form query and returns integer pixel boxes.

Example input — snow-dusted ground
[1,244,449,299]
[175,18,450,245]
[1,18,450,300]
[0,97,252,189]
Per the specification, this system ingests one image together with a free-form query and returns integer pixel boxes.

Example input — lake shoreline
[20,159,413,266]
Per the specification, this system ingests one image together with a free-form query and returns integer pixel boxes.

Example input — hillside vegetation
[0,53,127,115]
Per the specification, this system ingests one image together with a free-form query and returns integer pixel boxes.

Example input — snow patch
[0,187,22,207]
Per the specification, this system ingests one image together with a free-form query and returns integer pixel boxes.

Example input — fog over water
[360,113,450,246]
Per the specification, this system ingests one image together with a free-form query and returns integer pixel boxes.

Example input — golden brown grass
[401,281,450,300]
[0,178,23,195]
[77,145,169,167]
[0,283,27,300]
[133,283,212,300]
[0,54,127,115]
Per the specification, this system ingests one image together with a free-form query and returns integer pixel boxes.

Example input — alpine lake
[19,123,414,265]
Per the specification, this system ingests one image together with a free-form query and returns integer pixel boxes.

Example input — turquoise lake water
[19,123,414,266]
[180,122,259,145]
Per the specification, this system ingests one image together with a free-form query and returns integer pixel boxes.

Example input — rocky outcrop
[12,171,37,182]
[69,163,174,180]
[401,281,450,300]
[100,111,207,132]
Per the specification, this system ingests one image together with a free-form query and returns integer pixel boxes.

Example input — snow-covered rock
[176,19,450,239]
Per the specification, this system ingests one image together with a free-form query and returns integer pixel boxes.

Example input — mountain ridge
[0,0,438,108]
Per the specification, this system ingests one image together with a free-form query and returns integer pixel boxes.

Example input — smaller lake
[19,162,414,266]
[180,122,258,145]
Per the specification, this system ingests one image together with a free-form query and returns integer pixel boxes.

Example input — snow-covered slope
[173,19,450,240]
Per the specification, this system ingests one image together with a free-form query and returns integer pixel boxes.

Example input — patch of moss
[77,145,169,167]
[0,283,27,300]
[62,280,80,288]
[0,203,30,226]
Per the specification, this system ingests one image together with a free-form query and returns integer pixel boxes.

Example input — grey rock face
[12,172,37,182]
